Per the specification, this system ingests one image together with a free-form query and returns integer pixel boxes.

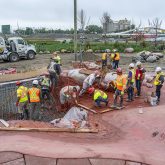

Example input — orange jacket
[28,87,41,103]
[114,53,120,60]
[116,75,127,91]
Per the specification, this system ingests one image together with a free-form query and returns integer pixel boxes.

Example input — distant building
[103,18,132,33]
[1,25,11,34]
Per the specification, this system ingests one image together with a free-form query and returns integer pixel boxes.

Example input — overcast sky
[0,0,164,30]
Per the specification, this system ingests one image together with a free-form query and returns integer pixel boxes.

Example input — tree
[85,25,103,34]
[100,12,111,43]
[148,18,162,47]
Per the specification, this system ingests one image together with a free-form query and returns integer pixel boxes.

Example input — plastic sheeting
[50,107,88,128]
[103,72,117,82]
[68,69,87,83]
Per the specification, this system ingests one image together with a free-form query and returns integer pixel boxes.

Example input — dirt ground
[0,52,164,83]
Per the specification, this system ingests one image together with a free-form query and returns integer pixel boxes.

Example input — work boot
[126,99,131,102]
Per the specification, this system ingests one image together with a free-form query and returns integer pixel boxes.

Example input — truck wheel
[9,53,19,62]
[27,51,35,60]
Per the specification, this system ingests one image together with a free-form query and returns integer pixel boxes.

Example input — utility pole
[74,0,77,61]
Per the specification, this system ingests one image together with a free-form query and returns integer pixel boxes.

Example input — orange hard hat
[88,87,95,94]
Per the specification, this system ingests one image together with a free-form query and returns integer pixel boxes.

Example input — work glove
[66,94,70,98]
[16,102,19,107]
[121,91,124,95]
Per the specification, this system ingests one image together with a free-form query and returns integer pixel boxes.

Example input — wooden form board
[0,127,98,133]
[0,119,9,127]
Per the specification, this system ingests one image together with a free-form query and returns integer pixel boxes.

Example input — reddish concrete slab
[1,158,25,165]
[58,159,91,165]
[0,152,23,164]
[0,105,165,165]
[126,161,141,165]
[25,155,56,165]
[89,158,125,165]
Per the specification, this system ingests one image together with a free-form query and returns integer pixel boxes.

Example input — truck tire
[27,50,35,60]
[9,53,19,62]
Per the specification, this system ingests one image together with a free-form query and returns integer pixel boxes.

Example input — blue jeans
[113,60,119,69]
[95,96,108,107]
[127,86,134,100]
[136,80,141,96]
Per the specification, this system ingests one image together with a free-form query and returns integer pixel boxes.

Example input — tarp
[50,107,88,128]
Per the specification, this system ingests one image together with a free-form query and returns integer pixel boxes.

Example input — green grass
[27,39,164,53]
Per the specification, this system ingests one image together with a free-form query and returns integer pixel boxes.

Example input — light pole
[74,0,77,61]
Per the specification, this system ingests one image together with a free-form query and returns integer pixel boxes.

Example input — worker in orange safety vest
[28,80,41,120]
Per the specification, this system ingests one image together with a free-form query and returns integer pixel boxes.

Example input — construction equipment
[0,36,36,62]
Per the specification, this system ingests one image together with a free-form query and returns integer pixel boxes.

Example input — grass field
[27,39,165,53]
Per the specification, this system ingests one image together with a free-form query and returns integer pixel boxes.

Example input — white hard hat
[136,61,142,66]
[155,67,162,72]
[32,80,38,85]
[129,63,134,68]
[113,49,117,52]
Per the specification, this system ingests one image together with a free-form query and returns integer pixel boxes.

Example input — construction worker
[52,52,61,65]
[79,70,100,96]
[60,85,80,108]
[101,50,108,68]
[126,63,135,102]
[113,49,120,69]
[40,73,51,100]
[110,52,115,69]
[16,81,29,120]
[135,61,146,97]
[154,67,164,103]
[48,58,61,86]
[112,68,127,108]
[28,80,41,120]
[88,87,108,107]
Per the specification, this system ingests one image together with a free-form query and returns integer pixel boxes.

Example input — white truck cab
[0,36,36,62]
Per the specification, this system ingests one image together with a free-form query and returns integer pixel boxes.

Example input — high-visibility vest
[154,72,164,86]
[114,53,120,60]
[130,69,135,83]
[41,77,50,87]
[17,86,28,103]
[116,75,127,91]
[110,53,115,61]
[53,55,61,64]
[94,89,107,101]
[102,53,107,60]
[28,87,40,103]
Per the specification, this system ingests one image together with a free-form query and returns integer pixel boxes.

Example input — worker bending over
[79,71,100,96]
[60,85,80,108]
[135,61,145,97]
[112,68,127,108]
[28,80,41,120]
[154,67,164,103]
[88,87,108,107]
[126,63,135,102]
[16,81,29,120]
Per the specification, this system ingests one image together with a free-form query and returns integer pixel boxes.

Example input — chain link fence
[0,78,62,122]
